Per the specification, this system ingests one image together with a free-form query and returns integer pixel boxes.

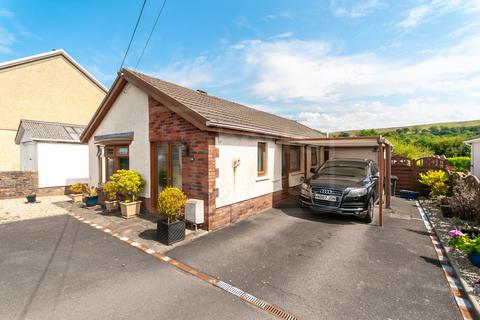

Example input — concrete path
[168,197,462,319]
[0,215,271,320]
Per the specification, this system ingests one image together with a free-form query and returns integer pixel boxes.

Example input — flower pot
[440,205,453,218]
[468,253,480,268]
[85,196,98,207]
[71,193,83,203]
[157,219,185,245]
[26,195,36,203]
[120,201,141,219]
[104,200,119,212]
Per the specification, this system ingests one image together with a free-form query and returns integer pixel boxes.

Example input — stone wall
[0,171,38,199]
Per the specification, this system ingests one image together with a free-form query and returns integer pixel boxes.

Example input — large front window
[105,146,129,179]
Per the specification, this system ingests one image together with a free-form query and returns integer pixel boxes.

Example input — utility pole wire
[119,0,148,70]
[135,0,168,69]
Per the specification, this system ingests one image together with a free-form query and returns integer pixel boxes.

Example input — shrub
[69,183,85,194]
[418,170,449,198]
[448,231,480,255]
[110,170,145,202]
[451,178,478,221]
[84,185,98,197]
[448,157,471,173]
[102,181,117,201]
[157,187,187,223]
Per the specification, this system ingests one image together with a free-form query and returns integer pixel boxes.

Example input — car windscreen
[317,162,367,178]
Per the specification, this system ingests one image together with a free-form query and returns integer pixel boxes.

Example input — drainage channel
[415,202,476,320]
[68,212,300,320]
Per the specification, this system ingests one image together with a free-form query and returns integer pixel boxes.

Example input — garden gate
[391,156,448,194]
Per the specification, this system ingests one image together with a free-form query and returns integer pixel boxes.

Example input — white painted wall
[37,142,89,187]
[327,147,378,163]
[216,134,283,208]
[87,83,150,198]
[471,141,480,177]
[20,141,37,171]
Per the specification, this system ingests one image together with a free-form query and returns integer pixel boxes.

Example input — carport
[278,136,392,226]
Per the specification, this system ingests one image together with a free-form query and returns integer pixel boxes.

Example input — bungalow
[465,135,480,177]
[81,69,389,230]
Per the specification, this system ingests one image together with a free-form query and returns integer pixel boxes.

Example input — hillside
[335,119,480,135]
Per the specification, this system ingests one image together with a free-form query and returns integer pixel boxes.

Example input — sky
[1,0,480,132]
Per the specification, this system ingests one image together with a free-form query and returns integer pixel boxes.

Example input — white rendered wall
[37,142,89,187]
[87,83,150,198]
[328,147,378,163]
[215,134,282,208]
[472,141,480,177]
[20,141,37,171]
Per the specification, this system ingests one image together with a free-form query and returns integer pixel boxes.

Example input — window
[257,142,267,176]
[104,145,129,179]
[311,147,318,166]
[289,146,301,171]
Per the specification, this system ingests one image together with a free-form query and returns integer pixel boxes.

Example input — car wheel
[362,197,374,223]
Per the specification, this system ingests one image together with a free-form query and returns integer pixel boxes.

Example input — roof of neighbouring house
[15,119,86,144]
[0,49,108,93]
[81,68,326,142]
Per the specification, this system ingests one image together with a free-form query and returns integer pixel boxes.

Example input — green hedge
[448,156,471,172]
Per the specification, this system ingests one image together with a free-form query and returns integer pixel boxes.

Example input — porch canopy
[278,136,392,227]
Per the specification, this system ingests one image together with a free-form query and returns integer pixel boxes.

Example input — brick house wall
[149,97,290,231]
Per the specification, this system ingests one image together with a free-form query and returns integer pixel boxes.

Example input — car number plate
[314,194,338,202]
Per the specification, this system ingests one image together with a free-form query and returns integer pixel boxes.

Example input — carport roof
[277,136,392,147]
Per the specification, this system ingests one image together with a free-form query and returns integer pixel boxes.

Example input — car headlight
[300,183,311,197]
[347,188,367,197]
[301,183,309,190]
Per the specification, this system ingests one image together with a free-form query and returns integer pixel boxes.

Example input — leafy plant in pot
[157,187,187,245]
[84,185,99,207]
[102,181,118,212]
[69,183,85,203]
[448,230,480,267]
[110,170,145,219]
[26,192,36,203]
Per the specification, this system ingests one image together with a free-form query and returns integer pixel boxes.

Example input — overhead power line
[119,0,148,70]
[135,0,168,69]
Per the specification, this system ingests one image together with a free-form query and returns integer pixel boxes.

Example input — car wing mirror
[372,172,380,180]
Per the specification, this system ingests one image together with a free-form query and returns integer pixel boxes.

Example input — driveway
[168,197,462,319]
[0,215,271,320]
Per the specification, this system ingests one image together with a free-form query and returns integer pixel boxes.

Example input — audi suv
[299,159,379,223]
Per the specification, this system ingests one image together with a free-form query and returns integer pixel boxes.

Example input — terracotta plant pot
[104,200,119,212]
[120,201,141,219]
[71,194,83,203]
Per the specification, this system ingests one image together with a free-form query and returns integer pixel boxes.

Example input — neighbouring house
[81,68,391,231]
[0,49,107,172]
[465,135,480,177]
[15,120,89,194]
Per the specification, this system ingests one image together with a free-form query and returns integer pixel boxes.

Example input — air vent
[196,89,208,94]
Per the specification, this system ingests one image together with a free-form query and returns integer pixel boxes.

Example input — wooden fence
[391,155,449,193]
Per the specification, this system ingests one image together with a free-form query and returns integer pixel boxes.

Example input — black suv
[299,159,379,223]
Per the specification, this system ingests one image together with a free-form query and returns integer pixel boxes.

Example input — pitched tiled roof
[15,119,85,144]
[126,69,325,139]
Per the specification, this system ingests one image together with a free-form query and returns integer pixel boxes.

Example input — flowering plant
[448,229,480,255]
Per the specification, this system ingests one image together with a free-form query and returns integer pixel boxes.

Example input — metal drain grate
[216,281,299,320]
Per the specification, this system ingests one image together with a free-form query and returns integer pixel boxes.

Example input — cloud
[263,12,292,21]
[396,4,432,28]
[235,16,256,31]
[0,28,15,53]
[331,0,380,18]
[0,8,13,17]
[271,32,295,39]
[449,21,480,37]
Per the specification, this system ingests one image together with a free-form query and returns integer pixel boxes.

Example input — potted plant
[69,183,85,203]
[103,180,118,212]
[440,196,453,218]
[448,230,480,267]
[110,170,145,219]
[84,185,99,207]
[157,187,187,245]
[26,192,36,203]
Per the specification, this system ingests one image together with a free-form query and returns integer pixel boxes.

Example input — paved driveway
[168,197,462,319]
[0,215,270,320]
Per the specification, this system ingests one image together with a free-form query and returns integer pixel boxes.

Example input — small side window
[257,142,267,176]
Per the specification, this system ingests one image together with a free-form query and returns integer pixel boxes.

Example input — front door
[152,142,183,200]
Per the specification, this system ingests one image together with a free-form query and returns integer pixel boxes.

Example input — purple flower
[448,229,464,238]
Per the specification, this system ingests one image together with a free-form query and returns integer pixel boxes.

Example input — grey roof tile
[17,119,85,143]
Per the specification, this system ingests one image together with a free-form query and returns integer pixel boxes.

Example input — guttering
[31,138,83,144]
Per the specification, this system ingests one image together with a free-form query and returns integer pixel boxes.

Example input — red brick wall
[149,98,217,228]
[0,171,38,199]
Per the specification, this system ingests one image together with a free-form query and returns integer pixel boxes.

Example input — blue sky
[1,0,480,131]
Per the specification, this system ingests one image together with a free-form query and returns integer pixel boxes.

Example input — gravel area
[0,195,70,224]
[422,200,480,306]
